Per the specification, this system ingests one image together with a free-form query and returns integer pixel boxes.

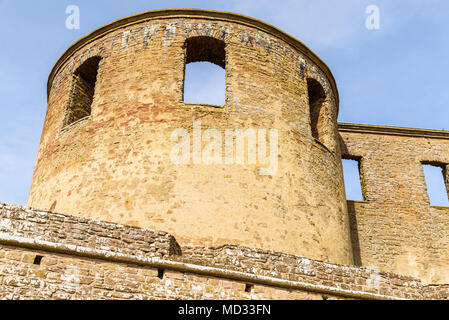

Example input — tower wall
[28,9,353,265]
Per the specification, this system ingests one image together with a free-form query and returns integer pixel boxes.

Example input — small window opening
[157,269,165,280]
[342,158,364,201]
[64,56,101,126]
[307,78,326,142]
[33,255,43,265]
[184,36,226,106]
[245,284,254,293]
[422,163,449,206]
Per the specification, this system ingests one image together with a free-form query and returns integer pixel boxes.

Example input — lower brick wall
[0,245,340,300]
[0,203,448,300]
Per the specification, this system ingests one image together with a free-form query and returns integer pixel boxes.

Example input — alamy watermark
[366,5,380,30]
[66,5,80,30]
[170,122,279,176]
[366,266,382,290]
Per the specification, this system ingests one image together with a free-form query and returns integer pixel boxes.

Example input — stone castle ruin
[0,9,448,300]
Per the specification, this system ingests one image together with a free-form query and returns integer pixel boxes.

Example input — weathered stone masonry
[28,9,352,265]
[3,9,447,299]
[0,203,448,300]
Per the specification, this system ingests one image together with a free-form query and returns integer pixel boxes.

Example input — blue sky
[1,0,449,205]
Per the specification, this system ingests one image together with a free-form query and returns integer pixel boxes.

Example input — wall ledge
[0,202,448,300]
[339,123,449,140]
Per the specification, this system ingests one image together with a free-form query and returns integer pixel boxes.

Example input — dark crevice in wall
[33,255,43,265]
[347,205,362,267]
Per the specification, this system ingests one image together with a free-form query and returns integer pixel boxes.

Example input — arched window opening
[64,56,101,127]
[184,36,226,106]
[307,78,326,142]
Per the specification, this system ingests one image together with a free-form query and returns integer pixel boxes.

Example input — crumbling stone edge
[0,233,401,300]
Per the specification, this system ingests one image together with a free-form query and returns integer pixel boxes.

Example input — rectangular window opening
[422,163,449,206]
[342,158,364,201]
[245,284,254,293]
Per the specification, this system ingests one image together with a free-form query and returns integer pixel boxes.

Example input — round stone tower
[28,9,353,265]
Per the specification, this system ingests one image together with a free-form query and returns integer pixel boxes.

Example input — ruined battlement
[0,203,448,300]
[6,9,448,299]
